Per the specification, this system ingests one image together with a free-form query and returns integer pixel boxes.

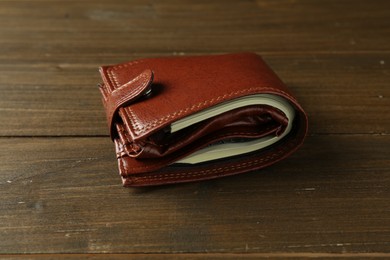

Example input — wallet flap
[99,69,154,139]
[100,53,301,141]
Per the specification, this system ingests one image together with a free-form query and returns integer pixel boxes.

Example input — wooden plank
[1,252,390,259]
[0,0,389,58]
[0,135,389,253]
[1,0,389,136]
[0,53,388,136]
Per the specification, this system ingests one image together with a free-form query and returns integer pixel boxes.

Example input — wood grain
[0,0,389,58]
[0,136,389,253]
[2,253,390,259]
[0,0,389,257]
[0,0,389,136]
[0,53,389,136]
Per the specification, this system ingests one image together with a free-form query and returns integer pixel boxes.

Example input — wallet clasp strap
[103,69,154,139]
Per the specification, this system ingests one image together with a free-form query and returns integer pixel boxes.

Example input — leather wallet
[98,53,308,187]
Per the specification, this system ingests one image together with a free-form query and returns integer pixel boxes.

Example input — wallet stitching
[107,60,146,89]
[107,69,119,90]
[111,60,144,72]
[124,107,144,130]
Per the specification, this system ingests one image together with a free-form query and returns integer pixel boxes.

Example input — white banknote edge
[172,94,295,164]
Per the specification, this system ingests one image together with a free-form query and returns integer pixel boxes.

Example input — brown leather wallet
[98,53,308,187]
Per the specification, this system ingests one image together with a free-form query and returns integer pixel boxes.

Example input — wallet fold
[98,53,308,187]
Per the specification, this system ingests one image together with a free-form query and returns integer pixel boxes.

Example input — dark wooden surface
[0,0,389,258]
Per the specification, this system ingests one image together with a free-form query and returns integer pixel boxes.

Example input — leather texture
[98,53,308,187]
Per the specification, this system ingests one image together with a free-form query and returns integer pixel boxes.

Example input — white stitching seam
[107,60,146,89]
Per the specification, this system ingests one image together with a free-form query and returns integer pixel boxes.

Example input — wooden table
[1,0,389,258]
